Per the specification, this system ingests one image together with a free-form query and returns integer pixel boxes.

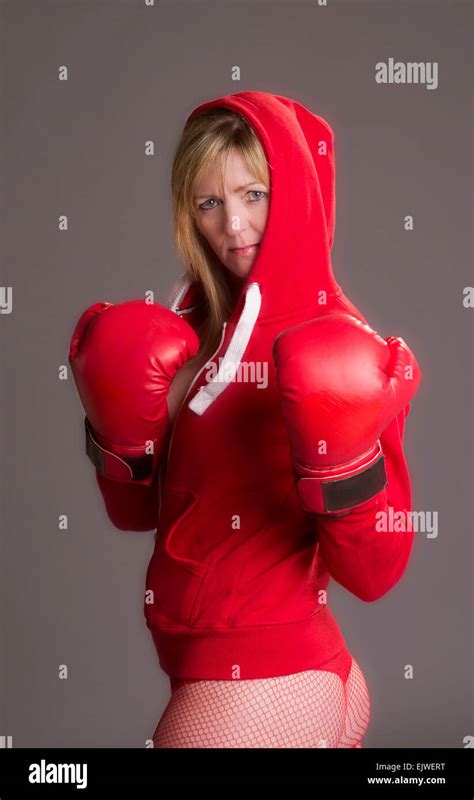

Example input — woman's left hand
[272,312,421,515]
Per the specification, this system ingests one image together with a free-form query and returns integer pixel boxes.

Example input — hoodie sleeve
[314,403,415,602]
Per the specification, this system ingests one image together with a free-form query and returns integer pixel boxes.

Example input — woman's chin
[224,261,254,279]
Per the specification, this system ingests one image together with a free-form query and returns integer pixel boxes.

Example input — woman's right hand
[68,300,200,486]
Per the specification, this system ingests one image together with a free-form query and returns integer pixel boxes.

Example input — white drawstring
[188,282,262,415]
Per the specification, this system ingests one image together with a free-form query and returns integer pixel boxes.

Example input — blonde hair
[171,107,270,366]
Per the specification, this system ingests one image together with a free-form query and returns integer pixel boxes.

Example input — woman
[69,91,421,748]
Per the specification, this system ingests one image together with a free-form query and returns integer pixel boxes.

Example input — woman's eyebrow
[193,182,263,199]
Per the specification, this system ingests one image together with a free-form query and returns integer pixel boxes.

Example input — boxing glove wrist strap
[295,441,387,515]
[84,417,157,484]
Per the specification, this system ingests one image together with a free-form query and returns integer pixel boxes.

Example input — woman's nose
[222,202,249,237]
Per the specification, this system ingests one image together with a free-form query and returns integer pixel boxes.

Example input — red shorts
[169,645,353,693]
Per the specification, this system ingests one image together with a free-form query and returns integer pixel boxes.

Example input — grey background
[1,0,472,748]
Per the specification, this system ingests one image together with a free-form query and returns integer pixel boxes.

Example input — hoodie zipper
[163,321,229,473]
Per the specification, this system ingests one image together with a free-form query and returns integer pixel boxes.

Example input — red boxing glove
[69,300,200,486]
[273,312,421,515]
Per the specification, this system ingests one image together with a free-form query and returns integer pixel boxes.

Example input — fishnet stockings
[152,650,370,748]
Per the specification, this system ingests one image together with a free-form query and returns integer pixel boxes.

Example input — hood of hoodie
[185,90,339,324]
[171,91,348,417]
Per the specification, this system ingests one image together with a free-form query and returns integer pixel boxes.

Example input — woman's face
[192,148,269,279]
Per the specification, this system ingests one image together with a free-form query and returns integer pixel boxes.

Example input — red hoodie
[96,91,416,681]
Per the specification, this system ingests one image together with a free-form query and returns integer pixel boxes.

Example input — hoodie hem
[148,604,346,680]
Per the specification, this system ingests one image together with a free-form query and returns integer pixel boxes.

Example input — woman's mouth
[229,243,260,257]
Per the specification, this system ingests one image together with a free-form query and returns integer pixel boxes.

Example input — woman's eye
[199,198,218,211]
[248,190,267,201]
[198,190,268,212]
